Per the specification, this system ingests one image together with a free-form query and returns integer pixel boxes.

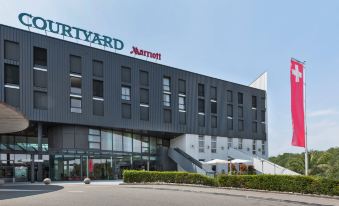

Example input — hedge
[123,170,339,196]
[123,170,217,186]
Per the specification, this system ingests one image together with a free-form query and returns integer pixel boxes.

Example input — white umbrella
[203,159,228,165]
[230,159,252,164]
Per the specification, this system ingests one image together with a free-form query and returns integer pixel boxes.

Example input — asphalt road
[0,183,338,206]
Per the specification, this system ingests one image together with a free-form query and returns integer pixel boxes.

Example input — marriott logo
[130,46,161,60]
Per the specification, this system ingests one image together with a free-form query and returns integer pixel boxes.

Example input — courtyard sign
[18,13,124,50]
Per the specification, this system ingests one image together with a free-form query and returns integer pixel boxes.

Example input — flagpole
[304,61,308,176]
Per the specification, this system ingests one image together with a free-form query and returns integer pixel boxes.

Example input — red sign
[89,159,93,173]
[130,46,161,60]
[290,59,305,147]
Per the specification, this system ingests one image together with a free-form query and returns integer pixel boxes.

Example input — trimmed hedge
[123,170,217,186]
[123,170,339,196]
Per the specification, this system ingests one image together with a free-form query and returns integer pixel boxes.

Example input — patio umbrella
[203,159,228,165]
[230,159,252,164]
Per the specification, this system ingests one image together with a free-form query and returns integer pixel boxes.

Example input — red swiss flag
[290,59,305,147]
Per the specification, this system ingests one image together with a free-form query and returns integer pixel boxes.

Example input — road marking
[68,190,84,193]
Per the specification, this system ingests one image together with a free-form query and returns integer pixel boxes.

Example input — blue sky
[1,0,338,156]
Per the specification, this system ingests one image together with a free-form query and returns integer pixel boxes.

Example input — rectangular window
[123,133,133,152]
[101,130,113,151]
[211,102,217,114]
[238,106,243,118]
[121,67,131,83]
[198,114,205,127]
[261,110,266,122]
[140,88,149,104]
[198,83,204,97]
[238,120,244,131]
[4,40,19,61]
[140,106,149,121]
[113,131,123,151]
[210,86,217,100]
[93,60,103,77]
[198,99,205,113]
[163,109,172,123]
[33,69,47,88]
[5,87,20,107]
[238,92,243,105]
[227,138,233,149]
[238,139,243,150]
[252,96,257,108]
[211,136,217,153]
[34,91,47,110]
[70,55,81,74]
[227,90,233,102]
[227,104,233,117]
[211,116,217,128]
[163,77,171,92]
[178,96,186,111]
[252,122,258,132]
[70,97,82,113]
[33,47,47,67]
[262,141,266,155]
[163,93,171,107]
[198,135,205,153]
[179,111,186,124]
[133,134,142,153]
[140,70,148,86]
[93,99,104,116]
[261,123,266,134]
[178,79,186,94]
[122,103,131,119]
[252,110,257,120]
[227,119,233,130]
[121,86,131,101]
[88,129,100,150]
[70,76,82,95]
[93,80,103,98]
[5,64,19,86]
[252,140,257,155]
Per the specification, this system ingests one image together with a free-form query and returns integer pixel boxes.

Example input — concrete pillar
[37,123,43,181]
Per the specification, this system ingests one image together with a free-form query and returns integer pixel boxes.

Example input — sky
[1,0,338,156]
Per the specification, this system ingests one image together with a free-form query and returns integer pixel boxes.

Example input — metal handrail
[174,148,203,169]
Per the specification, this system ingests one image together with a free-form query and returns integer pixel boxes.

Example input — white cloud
[308,109,339,117]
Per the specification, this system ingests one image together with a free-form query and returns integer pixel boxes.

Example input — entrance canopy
[0,102,29,134]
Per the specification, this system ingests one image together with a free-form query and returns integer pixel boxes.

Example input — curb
[120,182,339,200]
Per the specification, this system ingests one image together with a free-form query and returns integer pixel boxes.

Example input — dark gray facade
[0,24,266,141]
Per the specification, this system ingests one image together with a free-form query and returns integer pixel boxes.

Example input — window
[227,90,233,102]
[261,110,266,122]
[101,130,112,151]
[252,122,258,132]
[198,114,205,127]
[93,80,103,98]
[163,93,171,106]
[93,60,103,77]
[5,87,20,107]
[163,77,171,92]
[140,88,149,104]
[227,119,233,130]
[227,138,233,149]
[211,116,217,128]
[238,92,243,105]
[210,86,217,100]
[93,99,104,116]
[5,64,19,85]
[179,111,186,124]
[179,96,186,111]
[33,47,47,67]
[211,136,217,153]
[121,67,131,83]
[178,79,186,94]
[70,76,82,95]
[140,106,149,121]
[88,129,100,150]
[252,96,257,108]
[123,133,133,152]
[261,122,266,134]
[34,91,47,110]
[252,140,257,155]
[121,86,131,100]
[140,70,148,86]
[198,84,204,97]
[113,131,123,151]
[238,120,244,131]
[238,106,243,118]
[122,103,131,119]
[70,97,82,113]
[252,110,257,120]
[198,135,205,153]
[133,134,142,153]
[211,102,217,114]
[227,104,233,117]
[33,69,47,88]
[70,55,81,74]
[4,40,19,61]
[163,109,172,123]
[238,139,243,150]
[262,141,266,155]
[141,136,149,153]
[198,99,205,113]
